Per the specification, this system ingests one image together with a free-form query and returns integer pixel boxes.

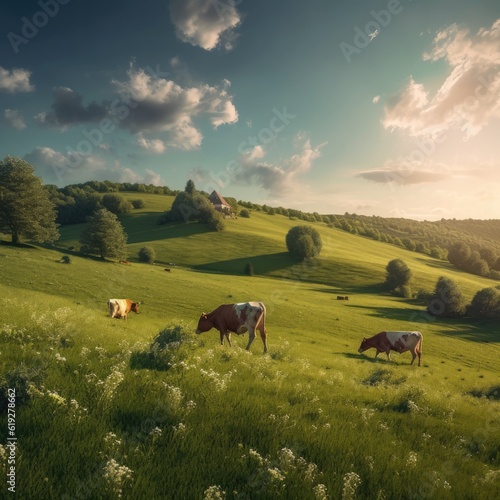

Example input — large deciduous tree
[80,209,127,260]
[385,259,412,294]
[285,225,322,261]
[427,276,466,318]
[0,156,59,244]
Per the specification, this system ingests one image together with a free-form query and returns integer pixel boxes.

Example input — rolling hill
[1,192,499,499]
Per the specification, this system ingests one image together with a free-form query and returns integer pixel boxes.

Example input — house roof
[209,190,231,207]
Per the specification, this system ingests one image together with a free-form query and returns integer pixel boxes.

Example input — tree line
[385,258,500,321]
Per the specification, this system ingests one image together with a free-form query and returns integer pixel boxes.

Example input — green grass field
[1,193,499,499]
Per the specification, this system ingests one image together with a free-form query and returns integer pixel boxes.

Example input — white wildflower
[47,390,66,406]
[203,485,226,500]
[54,352,66,363]
[314,483,328,500]
[163,383,183,409]
[406,451,418,468]
[342,472,361,500]
[267,467,285,482]
[102,458,133,498]
[172,422,186,437]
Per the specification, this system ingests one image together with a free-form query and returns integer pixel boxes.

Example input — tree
[447,242,471,267]
[385,259,412,295]
[239,208,250,218]
[467,287,500,319]
[285,225,322,261]
[80,209,127,260]
[138,246,155,264]
[245,262,254,276]
[185,179,195,195]
[0,156,59,244]
[101,193,133,214]
[427,276,466,318]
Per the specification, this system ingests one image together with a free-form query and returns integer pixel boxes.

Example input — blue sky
[1,0,499,219]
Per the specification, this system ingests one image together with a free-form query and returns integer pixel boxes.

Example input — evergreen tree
[0,156,59,244]
[185,179,195,195]
[80,209,127,260]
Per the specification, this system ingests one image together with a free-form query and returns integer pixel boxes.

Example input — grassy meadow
[1,193,499,499]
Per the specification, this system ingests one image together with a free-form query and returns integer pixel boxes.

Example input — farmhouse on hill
[209,190,232,214]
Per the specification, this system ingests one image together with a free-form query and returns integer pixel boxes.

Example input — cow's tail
[258,302,267,334]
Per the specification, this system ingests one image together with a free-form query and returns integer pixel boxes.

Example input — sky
[0,0,499,220]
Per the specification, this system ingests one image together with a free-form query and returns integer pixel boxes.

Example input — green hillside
[1,192,499,499]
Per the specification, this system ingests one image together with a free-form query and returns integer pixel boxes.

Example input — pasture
[0,195,499,499]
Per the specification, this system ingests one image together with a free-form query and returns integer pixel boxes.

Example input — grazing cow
[108,299,139,320]
[358,331,423,366]
[337,296,345,300]
[344,296,349,300]
[196,302,268,353]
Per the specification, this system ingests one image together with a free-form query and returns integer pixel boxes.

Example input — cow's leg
[226,331,232,347]
[386,349,391,361]
[259,327,268,353]
[410,348,416,365]
[374,350,380,359]
[246,328,256,351]
[219,331,224,346]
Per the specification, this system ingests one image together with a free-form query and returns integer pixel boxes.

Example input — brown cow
[358,331,423,366]
[108,299,140,320]
[196,302,268,353]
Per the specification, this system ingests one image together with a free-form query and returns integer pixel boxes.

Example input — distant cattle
[119,260,131,265]
[164,268,171,272]
[196,302,268,353]
[108,299,140,320]
[358,331,423,366]
[337,296,349,300]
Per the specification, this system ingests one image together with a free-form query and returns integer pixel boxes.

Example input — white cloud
[237,138,324,196]
[0,66,34,93]
[4,109,26,130]
[113,64,238,149]
[137,133,166,153]
[24,146,107,185]
[372,95,380,104]
[119,166,164,185]
[170,0,242,51]
[382,19,500,139]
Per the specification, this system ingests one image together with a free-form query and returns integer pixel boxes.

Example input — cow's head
[358,337,368,353]
[195,313,212,334]
[131,302,140,314]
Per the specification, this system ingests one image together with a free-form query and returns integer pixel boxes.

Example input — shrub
[245,262,254,276]
[427,276,466,318]
[131,199,145,209]
[239,209,250,218]
[467,287,500,319]
[385,259,412,294]
[138,246,155,264]
[0,365,44,413]
[101,194,133,214]
[285,225,322,261]
[130,325,193,371]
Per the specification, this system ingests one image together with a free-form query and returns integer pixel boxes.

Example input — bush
[101,193,133,214]
[239,209,250,218]
[138,246,155,264]
[131,199,145,209]
[385,259,412,294]
[467,287,500,319]
[0,365,44,413]
[245,262,254,276]
[285,225,322,261]
[130,325,193,371]
[427,276,466,318]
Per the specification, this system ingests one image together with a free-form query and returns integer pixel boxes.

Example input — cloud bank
[4,109,26,130]
[382,19,500,139]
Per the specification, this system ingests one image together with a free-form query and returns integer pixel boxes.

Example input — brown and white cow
[108,299,139,320]
[196,302,268,353]
[358,331,423,366]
